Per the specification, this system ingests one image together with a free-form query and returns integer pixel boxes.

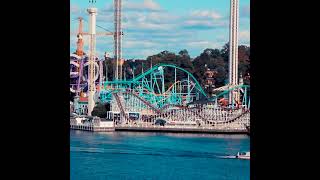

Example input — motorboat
[236,152,250,160]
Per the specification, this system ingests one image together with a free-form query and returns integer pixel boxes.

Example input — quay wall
[115,126,248,134]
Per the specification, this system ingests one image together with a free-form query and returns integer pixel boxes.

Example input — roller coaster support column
[174,68,176,93]
[161,67,165,94]
[87,7,97,116]
[104,52,109,84]
[187,74,191,102]
[243,86,247,108]
[99,60,103,92]
[76,58,84,96]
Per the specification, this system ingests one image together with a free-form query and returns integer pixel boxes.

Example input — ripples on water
[71,131,250,180]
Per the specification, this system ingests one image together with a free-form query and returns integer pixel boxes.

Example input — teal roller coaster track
[97,63,250,109]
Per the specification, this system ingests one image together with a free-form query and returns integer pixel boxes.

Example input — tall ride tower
[228,0,239,105]
[87,7,97,116]
[114,0,123,81]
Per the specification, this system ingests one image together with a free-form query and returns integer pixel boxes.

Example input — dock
[115,126,247,134]
[70,108,250,134]
[70,116,115,132]
[70,120,248,134]
[70,124,248,134]
[70,124,115,132]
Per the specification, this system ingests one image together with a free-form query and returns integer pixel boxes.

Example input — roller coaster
[70,0,250,130]
[70,54,250,130]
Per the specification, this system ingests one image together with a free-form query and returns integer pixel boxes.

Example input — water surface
[71,130,250,180]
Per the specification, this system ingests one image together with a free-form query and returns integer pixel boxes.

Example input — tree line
[103,43,250,92]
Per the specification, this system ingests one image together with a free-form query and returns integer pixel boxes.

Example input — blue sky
[70,0,250,59]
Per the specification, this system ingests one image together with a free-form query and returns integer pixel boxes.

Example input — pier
[70,104,250,134]
[70,123,248,134]
[115,126,247,134]
[70,125,114,132]
[70,122,248,134]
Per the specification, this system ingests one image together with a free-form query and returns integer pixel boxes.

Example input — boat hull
[237,156,250,160]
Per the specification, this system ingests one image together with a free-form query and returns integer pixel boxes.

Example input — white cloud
[147,12,179,23]
[70,4,88,17]
[190,10,222,20]
[100,10,177,32]
[122,48,160,59]
[239,30,250,42]
[186,41,211,47]
[184,20,225,27]
[124,40,157,48]
[183,19,227,29]
[182,10,227,30]
[104,0,162,12]
[70,1,249,59]
[123,20,174,31]
[96,14,113,22]
[141,0,161,11]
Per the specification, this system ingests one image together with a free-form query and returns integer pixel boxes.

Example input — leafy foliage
[91,103,110,118]
[102,43,250,94]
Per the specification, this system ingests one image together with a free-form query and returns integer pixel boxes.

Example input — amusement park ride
[70,0,250,130]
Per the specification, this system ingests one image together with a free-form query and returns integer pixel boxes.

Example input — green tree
[91,103,109,117]
[178,49,190,58]
[120,43,250,95]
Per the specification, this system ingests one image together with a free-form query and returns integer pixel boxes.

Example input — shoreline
[70,125,249,135]
[115,126,248,135]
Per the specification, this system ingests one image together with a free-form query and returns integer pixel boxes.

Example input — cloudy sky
[70,0,250,59]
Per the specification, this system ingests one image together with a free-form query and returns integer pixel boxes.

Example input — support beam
[114,0,123,81]
[87,7,97,116]
[228,0,239,105]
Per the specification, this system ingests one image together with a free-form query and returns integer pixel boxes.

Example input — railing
[214,109,250,124]
[112,93,128,123]
[107,92,250,129]
[125,89,161,114]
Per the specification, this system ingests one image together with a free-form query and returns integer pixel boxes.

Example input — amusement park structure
[229,0,240,105]
[113,0,124,81]
[70,0,250,132]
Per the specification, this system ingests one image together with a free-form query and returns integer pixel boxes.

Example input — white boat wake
[217,155,237,159]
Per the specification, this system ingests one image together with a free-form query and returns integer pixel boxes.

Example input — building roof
[79,97,88,102]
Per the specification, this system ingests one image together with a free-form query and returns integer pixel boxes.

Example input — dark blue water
[71,130,250,180]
